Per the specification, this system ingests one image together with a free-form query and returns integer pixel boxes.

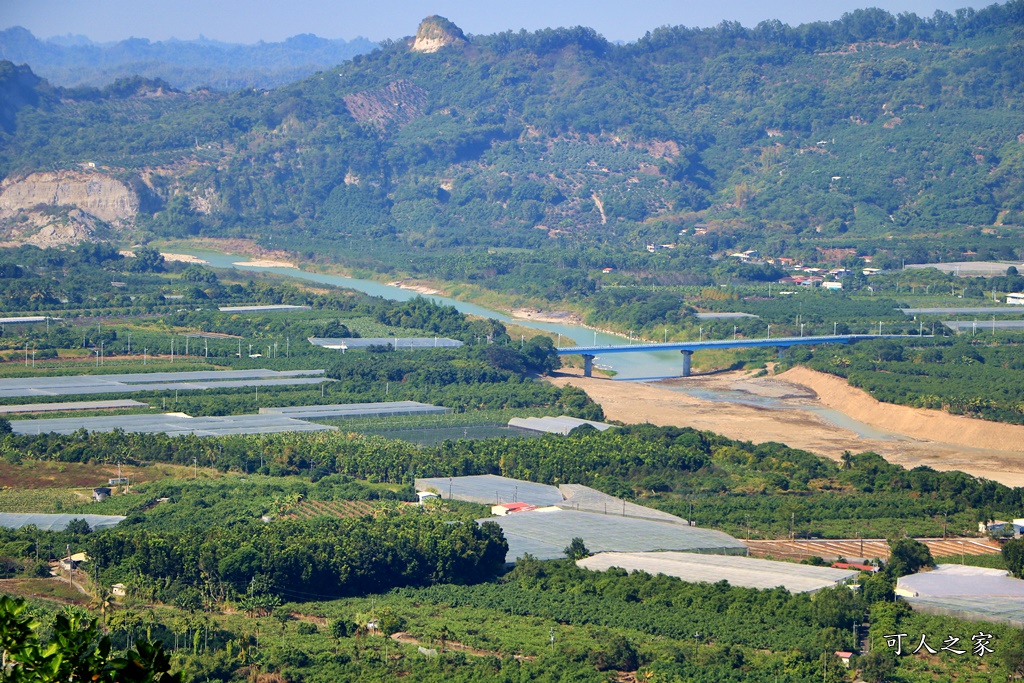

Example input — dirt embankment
[779,366,1024,453]
[547,369,1024,487]
[548,371,870,457]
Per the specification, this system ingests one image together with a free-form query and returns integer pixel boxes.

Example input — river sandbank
[232,259,296,268]
[548,369,1024,486]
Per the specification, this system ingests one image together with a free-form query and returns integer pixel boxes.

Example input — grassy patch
[0,577,90,605]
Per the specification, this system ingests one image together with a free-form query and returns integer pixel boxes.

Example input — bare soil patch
[779,366,1024,453]
[0,461,201,489]
[547,369,1024,486]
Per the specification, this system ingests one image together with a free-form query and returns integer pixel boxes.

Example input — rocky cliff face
[411,16,466,54]
[0,169,138,246]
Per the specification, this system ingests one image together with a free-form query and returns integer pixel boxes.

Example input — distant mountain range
[2,7,1024,266]
[0,26,378,91]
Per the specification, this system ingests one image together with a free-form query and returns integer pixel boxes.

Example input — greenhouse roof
[262,401,448,419]
[309,337,463,350]
[0,513,126,532]
[0,369,328,399]
[508,416,615,435]
[416,474,564,506]
[11,413,337,437]
[897,565,1024,627]
[480,508,745,561]
[578,551,859,593]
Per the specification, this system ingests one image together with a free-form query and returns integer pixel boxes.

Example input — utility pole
[194,458,198,479]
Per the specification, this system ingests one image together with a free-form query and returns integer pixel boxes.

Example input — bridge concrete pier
[582,354,594,378]
[681,350,692,377]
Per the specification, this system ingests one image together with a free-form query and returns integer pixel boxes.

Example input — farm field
[746,538,1003,562]
[282,498,378,520]
[0,461,205,489]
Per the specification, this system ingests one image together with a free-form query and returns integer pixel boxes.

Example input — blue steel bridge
[555,334,915,377]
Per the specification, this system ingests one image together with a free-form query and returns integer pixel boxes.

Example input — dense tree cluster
[88,515,508,603]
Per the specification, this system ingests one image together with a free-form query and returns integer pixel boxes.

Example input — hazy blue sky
[0,0,982,44]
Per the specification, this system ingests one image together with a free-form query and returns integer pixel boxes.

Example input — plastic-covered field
[11,413,337,437]
[898,564,1024,626]
[262,401,448,419]
[907,596,1024,627]
[0,369,327,399]
[578,551,858,593]
[480,508,746,561]
[416,475,689,525]
[308,337,463,350]
[0,400,147,414]
[0,513,126,531]
[218,305,311,312]
[508,416,614,435]
[557,484,688,524]
[416,474,564,506]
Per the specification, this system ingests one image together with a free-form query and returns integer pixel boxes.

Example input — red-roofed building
[831,562,879,573]
[491,502,538,516]
[834,651,853,668]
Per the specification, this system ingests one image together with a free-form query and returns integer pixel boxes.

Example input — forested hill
[0,26,378,91]
[2,5,1024,264]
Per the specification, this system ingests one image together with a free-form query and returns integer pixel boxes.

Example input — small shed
[416,491,440,505]
[59,552,89,571]
[491,502,537,516]
[980,520,1010,535]
[111,583,127,597]
[835,651,853,668]
[92,487,111,501]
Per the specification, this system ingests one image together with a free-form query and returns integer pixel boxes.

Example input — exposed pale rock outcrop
[411,16,466,53]
[0,169,140,246]
[0,170,137,225]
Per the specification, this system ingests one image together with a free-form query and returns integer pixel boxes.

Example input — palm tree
[89,592,115,628]
[840,451,854,470]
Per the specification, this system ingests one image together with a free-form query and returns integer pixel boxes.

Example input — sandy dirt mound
[779,366,1024,453]
[547,370,1024,487]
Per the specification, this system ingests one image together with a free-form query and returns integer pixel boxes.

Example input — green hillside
[2,6,1024,268]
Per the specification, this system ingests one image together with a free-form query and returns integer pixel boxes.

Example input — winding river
[177,247,899,439]
[180,248,684,380]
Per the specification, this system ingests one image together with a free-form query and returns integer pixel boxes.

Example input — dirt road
[548,369,1024,486]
